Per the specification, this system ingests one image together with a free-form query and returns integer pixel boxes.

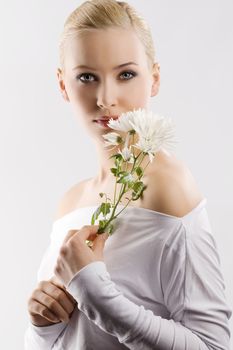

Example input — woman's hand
[27,275,77,327]
[54,225,109,287]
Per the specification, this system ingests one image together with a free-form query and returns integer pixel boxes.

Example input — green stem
[130,151,143,175]
[99,182,127,233]
[99,148,151,233]
[132,133,135,157]
[113,174,117,206]
[136,152,145,169]
[117,161,126,206]
[142,159,151,174]
[114,198,133,218]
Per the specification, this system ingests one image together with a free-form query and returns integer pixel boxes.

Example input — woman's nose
[96,83,117,109]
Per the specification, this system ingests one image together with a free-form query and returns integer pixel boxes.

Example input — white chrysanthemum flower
[102,132,123,148]
[117,131,134,162]
[119,146,134,163]
[107,110,137,132]
[129,109,178,162]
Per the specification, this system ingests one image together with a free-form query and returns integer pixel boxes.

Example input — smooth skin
[54,226,109,286]
[27,275,77,326]
[27,27,161,327]
[27,26,203,327]
[55,26,203,216]
[27,226,109,326]
[57,27,161,182]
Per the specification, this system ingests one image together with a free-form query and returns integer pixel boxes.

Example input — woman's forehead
[64,27,148,70]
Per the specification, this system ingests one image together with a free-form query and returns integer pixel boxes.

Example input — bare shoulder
[147,149,205,217]
[53,177,92,221]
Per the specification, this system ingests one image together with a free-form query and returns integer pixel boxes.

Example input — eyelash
[76,70,137,84]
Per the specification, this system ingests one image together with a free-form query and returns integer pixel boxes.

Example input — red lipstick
[94,115,119,128]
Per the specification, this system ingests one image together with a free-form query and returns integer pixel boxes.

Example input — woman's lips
[94,119,111,128]
[94,116,119,128]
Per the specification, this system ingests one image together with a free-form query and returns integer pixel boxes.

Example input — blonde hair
[58,0,156,72]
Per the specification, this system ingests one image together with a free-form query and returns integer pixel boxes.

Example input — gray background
[0,0,232,348]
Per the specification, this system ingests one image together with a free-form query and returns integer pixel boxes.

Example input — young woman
[25,1,232,349]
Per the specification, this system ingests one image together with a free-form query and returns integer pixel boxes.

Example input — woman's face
[57,27,160,139]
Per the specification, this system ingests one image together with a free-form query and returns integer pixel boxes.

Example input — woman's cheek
[126,84,149,105]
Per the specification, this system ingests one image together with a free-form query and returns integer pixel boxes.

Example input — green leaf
[116,175,129,184]
[98,221,115,235]
[118,171,128,176]
[99,219,107,227]
[114,159,121,167]
[91,204,103,224]
[102,202,111,216]
[117,173,135,185]
[115,154,123,160]
[97,219,112,233]
[131,182,147,201]
[110,167,118,176]
[109,153,121,160]
[114,154,123,166]
[132,192,140,201]
[132,181,143,192]
[91,202,111,225]
[106,223,114,234]
[135,167,143,177]
[127,181,135,189]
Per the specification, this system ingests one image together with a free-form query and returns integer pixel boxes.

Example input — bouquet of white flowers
[86,108,178,245]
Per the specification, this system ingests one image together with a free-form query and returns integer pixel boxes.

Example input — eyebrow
[72,62,138,71]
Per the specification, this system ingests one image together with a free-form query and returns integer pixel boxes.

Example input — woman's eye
[77,73,96,83]
[119,71,136,80]
[76,70,137,84]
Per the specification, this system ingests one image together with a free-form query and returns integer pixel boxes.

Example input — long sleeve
[66,215,232,350]
[24,321,67,350]
[24,235,69,349]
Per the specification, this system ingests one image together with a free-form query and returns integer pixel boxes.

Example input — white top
[24,198,232,349]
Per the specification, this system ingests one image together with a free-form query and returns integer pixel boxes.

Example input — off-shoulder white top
[24,198,232,349]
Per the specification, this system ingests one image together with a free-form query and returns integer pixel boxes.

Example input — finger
[49,275,64,288]
[43,282,76,315]
[91,232,109,255]
[49,276,77,305]
[62,229,79,245]
[77,225,99,242]
[62,290,77,307]
[28,298,60,323]
[33,289,70,322]
[38,280,76,313]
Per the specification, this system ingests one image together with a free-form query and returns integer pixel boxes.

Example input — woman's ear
[150,62,160,97]
[57,68,70,102]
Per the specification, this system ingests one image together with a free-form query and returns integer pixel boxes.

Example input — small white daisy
[102,132,123,148]
[119,146,134,163]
